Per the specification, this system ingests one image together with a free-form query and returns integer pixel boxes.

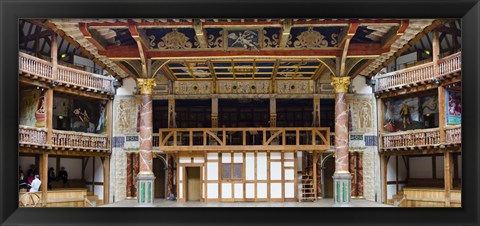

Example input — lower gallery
[17,18,462,207]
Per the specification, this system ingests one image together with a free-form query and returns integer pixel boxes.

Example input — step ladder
[299,173,316,202]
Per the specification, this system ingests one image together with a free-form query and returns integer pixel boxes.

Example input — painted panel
[245,153,255,180]
[284,152,294,160]
[222,183,232,199]
[446,89,461,124]
[284,161,294,167]
[285,169,295,180]
[270,162,282,180]
[207,183,218,199]
[257,183,267,198]
[246,183,255,198]
[234,183,243,199]
[193,157,204,163]
[270,152,281,160]
[180,157,191,163]
[233,153,243,163]
[222,153,231,163]
[285,182,295,198]
[207,152,218,160]
[207,162,218,180]
[257,152,267,180]
[270,183,282,198]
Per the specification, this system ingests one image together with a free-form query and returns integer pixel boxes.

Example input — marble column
[133,153,139,197]
[331,76,352,207]
[126,153,133,198]
[357,152,364,197]
[166,154,174,198]
[349,153,357,197]
[136,78,156,206]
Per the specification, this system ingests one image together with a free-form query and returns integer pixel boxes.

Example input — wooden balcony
[19,52,114,95]
[19,125,110,153]
[380,126,461,153]
[158,127,330,152]
[375,52,461,94]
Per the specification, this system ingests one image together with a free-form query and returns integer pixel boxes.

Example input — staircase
[387,190,406,206]
[299,173,316,202]
[85,191,103,206]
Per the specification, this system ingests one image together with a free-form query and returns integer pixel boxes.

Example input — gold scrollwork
[207,30,223,48]
[137,78,157,95]
[294,27,329,48]
[331,76,351,93]
[157,29,193,49]
[263,30,279,48]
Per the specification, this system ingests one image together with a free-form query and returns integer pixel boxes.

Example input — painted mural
[383,95,438,132]
[446,89,461,124]
[19,89,43,127]
[71,100,102,133]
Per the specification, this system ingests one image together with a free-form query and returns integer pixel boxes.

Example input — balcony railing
[381,126,461,150]
[18,125,110,152]
[158,127,330,152]
[375,52,461,93]
[19,52,114,94]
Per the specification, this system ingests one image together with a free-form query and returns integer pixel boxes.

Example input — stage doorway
[186,167,201,201]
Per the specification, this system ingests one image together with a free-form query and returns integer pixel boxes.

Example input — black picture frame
[1,0,479,225]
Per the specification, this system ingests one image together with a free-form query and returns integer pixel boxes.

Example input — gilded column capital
[331,76,351,93]
[137,78,156,95]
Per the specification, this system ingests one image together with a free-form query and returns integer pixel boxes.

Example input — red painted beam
[79,23,107,52]
[105,44,388,59]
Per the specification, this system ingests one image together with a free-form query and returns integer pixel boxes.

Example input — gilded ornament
[137,78,156,95]
[294,27,329,48]
[157,29,193,49]
[331,76,351,93]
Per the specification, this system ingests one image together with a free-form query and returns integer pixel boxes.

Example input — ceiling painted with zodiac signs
[46,18,436,80]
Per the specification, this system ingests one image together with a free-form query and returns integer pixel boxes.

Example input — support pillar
[102,156,110,204]
[444,151,453,207]
[40,152,48,205]
[136,78,156,206]
[168,96,176,128]
[331,76,352,207]
[313,96,321,127]
[269,95,276,127]
[211,95,218,128]
[166,154,174,198]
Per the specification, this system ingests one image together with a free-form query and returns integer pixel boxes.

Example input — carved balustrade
[158,127,330,152]
[19,125,48,146]
[19,52,114,94]
[445,125,461,144]
[51,130,109,151]
[382,128,440,149]
[375,52,461,93]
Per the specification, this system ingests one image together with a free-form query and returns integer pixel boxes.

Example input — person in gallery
[18,172,29,191]
[400,101,411,129]
[58,167,68,186]
[26,164,38,178]
[29,175,42,192]
[26,172,35,186]
[48,167,56,190]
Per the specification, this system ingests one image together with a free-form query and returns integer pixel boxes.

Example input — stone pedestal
[136,173,155,206]
[332,172,353,207]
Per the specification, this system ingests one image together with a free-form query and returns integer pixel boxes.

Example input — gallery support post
[136,78,156,206]
[331,76,352,207]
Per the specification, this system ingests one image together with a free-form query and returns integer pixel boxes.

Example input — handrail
[19,192,44,207]
[381,126,461,149]
[19,52,114,93]
[19,125,48,145]
[52,129,109,151]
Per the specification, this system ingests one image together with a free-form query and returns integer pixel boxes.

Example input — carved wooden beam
[312,65,327,81]
[151,60,171,79]
[113,61,138,80]
[339,23,359,77]
[381,20,409,49]
[128,24,148,78]
[317,58,336,76]
[193,19,208,48]
[349,59,374,79]
[279,19,292,48]
[79,23,107,52]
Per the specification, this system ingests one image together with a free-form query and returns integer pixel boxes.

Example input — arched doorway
[322,154,335,198]
[153,155,167,199]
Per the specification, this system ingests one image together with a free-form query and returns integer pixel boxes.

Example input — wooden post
[395,155,399,193]
[438,85,446,143]
[381,154,388,203]
[313,96,321,127]
[51,34,58,80]
[102,156,110,204]
[444,151,452,207]
[269,95,276,127]
[313,152,318,201]
[40,152,48,206]
[106,99,113,148]
[211,95,218,128]
[168,96,176,128]
[45,88,54,145]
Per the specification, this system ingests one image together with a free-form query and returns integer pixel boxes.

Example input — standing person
[29,175,42,192]
[19,173,29,191]
[58,167,69,187]
[47,167,56,190]
[26,173,35,185]
[400,102,411,130]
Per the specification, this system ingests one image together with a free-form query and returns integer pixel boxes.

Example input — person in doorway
[29,175,41,192]
[58,167,68,187]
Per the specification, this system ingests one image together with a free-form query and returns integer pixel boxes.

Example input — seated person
[19,173,29,190]
[29,175,41,192]
[58,167,68,187]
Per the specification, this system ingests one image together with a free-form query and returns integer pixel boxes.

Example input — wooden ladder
[299,173,316,202]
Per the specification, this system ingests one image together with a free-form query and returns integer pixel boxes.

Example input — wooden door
[153,158,166,199]
[186,167,201,201]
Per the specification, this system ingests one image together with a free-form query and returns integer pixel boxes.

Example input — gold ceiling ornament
[294,27,329,48]
[331,76,351,93]
[158,29,193,49]
[137,78,157,95]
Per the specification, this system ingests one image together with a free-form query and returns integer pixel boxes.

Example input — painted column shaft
[139,93,153,173]
[334,92,349,173]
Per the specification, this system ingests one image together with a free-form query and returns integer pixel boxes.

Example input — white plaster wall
[19,156,35,175]
[257,183,267,198]
[207,162,218,180]
[207,183,218,198]
[234,183,243,199]
[270,183,282,198]
[270,162,281,180]
[285,182,295,198]
[116,77,137,96]
[351,76,372,94]
[60,158,82,179]
[409,157,433,179]
[245,153,255,180]
[436,156,445,179]
[246,183,255,198]
[257,153,267,180]
[94,156,104,182]
[222,183,232,198]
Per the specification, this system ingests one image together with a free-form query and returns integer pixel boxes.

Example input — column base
[332,172,352,207]
[136,172,156,207]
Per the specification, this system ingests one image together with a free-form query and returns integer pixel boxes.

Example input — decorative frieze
[174,81,212,95]
[217,80,271,94]
[276,80,314,94]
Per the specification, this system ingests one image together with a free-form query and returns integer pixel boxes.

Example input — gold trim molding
[331,76,350,93]
[137,78,157,95]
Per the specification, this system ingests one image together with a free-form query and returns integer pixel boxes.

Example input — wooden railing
[445,125,461,144]
[158,127,330,152]
[375,52,461,92]
[19,125,48,146]
[438,52,461,77]
[153,133,160,147]
[19,52,114,93]
[381,126,461,149]
[382,128,440,149]
[52,130,109,151]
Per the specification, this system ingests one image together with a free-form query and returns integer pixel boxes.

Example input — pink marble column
[139,93,153,173]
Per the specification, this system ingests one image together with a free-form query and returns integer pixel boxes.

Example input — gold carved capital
[331,76,351,93]
[137,78,156,95]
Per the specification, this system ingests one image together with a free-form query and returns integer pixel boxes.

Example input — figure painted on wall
[400,101,411,129]
[35,90,46,127]
[96,102,106,133]
[72,107,95,132]
[447,89,461,124]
